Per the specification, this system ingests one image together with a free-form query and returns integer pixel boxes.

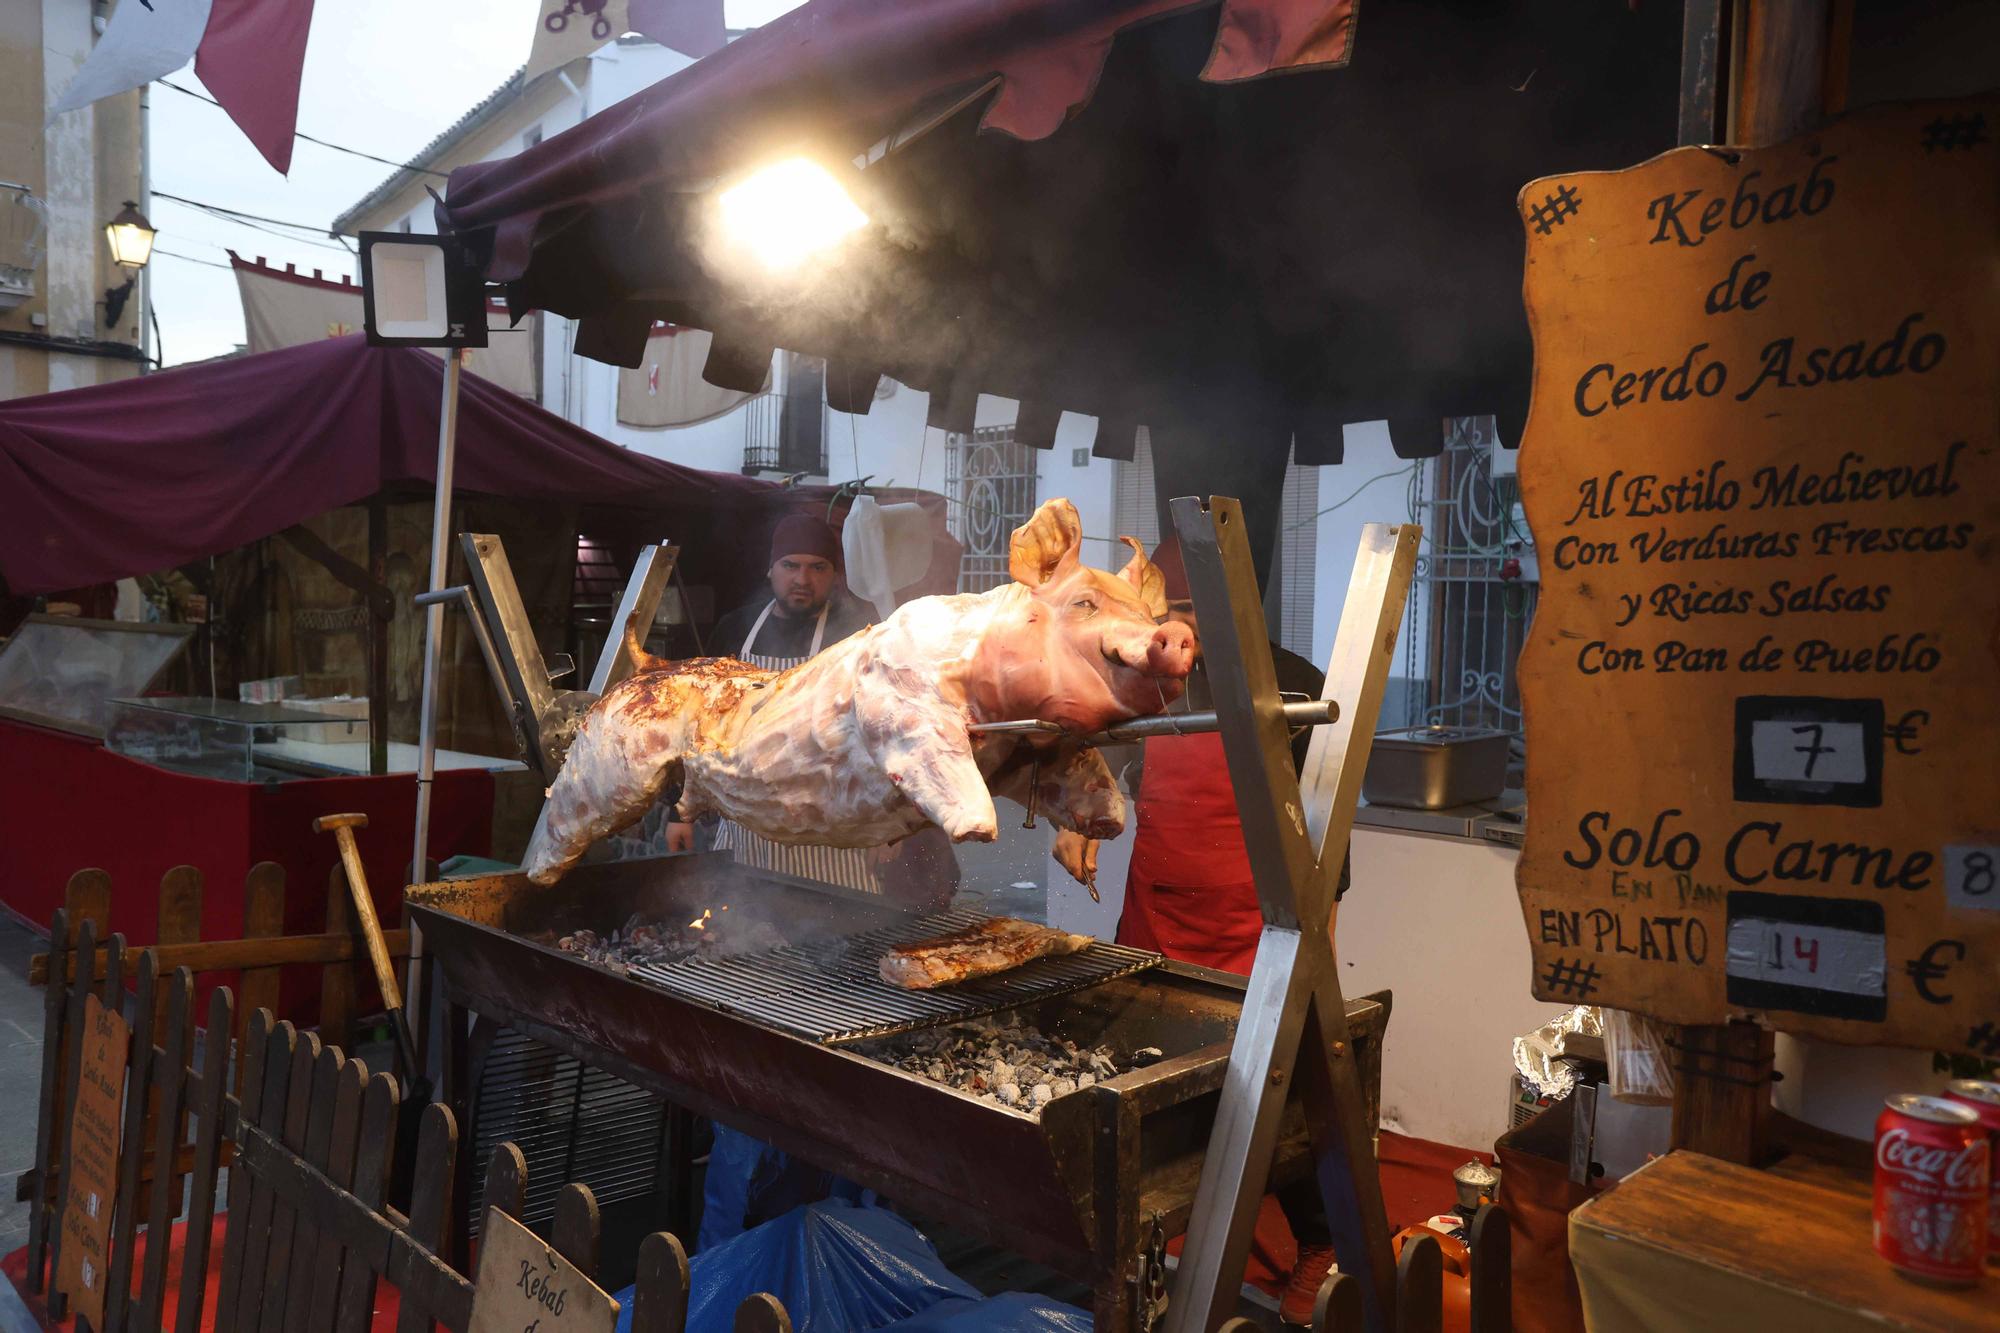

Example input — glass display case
[0,615,194,738]
[105,697,370,783]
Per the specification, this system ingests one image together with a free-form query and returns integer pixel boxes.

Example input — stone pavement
[0,913,46,1260]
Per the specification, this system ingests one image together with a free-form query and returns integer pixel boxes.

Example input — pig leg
[855,668,998,842]
[523,706,687,885]
[987,744,1125,840]
[1052,830,1099,894]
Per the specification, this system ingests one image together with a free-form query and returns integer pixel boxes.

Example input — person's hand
[666,821,694,853]
[1053,830,1099,900]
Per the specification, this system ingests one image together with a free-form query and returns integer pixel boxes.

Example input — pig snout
[1108,620,1194,679]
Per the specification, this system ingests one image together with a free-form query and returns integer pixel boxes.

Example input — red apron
[1116,732,1264,974]
[1117,732,1298,1292]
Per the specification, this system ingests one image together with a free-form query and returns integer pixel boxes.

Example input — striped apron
[709,600,881,894]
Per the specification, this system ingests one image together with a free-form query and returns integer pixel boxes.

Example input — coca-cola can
[1943,1079,2000,1264]
[1874,1093,1989,1285]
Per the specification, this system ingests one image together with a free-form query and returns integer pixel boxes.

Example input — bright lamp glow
[718,158,868,271]
[104,200,155,269]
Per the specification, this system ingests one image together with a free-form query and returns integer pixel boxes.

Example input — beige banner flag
[617,325,765,428]
[232,254,537,396]
[233,254,366,351]
[526,0,630,83]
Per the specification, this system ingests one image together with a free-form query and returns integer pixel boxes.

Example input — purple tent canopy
[0,335,941,597]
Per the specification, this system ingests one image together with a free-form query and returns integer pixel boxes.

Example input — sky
[149,0,803,366]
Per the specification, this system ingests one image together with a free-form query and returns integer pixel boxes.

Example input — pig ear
[1116,536,1167,618]
[1008,498,1084,587]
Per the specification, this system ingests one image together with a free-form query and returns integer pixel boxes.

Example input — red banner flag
[195,0,317,174]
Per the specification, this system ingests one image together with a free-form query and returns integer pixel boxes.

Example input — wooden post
[25,906,73,1291]
[1665,0,1848,1165]
[45,918,101,1322]
[331,1074,400,1333]
[177,987,238,1333]
[236,864,288,1088]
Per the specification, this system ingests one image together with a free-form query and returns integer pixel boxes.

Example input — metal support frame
[1162,499,1418,1333]
[457,534,679,783]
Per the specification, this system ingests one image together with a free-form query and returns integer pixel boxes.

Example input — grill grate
[628,909,1162,1044]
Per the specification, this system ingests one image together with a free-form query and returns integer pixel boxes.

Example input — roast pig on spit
[522,498,1195,887]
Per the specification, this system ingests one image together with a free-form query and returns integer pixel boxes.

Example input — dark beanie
[769,513,842,569]
[1151,536,1190,601]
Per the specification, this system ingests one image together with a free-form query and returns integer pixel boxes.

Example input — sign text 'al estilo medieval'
[1515,96,1999,1056]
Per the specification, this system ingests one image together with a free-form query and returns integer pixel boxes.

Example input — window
[741,352,828,476]
[523,124,544,150]
[1399,415,1536,743]
[947,425,1038,592]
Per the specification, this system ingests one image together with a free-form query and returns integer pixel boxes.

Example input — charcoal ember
[858,1018,1136,1116]
[542,910,787,972]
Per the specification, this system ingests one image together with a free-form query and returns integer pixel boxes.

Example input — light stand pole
[358,228,488,1060]
[409,347,465,1013]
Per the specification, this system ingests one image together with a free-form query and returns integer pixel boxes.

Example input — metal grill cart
[409,498,1418,1330]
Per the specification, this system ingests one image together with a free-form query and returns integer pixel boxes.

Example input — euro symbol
[1885,709,1928,756]
[1905,938,1964,1005]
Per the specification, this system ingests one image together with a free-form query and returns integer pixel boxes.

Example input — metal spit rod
[967,698,1337,745]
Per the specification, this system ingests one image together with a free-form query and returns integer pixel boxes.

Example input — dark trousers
[1276,1177,1334,1249]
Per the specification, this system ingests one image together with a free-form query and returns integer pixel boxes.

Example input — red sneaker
[1278,1245,1339,1326]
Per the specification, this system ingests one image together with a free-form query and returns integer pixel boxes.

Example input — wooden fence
[18,922,789,1333]
[21,863,416,1282]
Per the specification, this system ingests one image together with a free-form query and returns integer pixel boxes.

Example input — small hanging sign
[469,1208,620,1333]
[55,993,129,1332]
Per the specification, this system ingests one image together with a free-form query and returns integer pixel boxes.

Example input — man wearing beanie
[676,510,884,1249]
[708,512,873,662]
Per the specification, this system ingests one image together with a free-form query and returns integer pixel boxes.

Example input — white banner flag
[50,0,214,119]
[525,0,630,84]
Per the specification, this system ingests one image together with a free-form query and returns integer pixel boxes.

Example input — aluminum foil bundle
[1510,1005,1603,1099]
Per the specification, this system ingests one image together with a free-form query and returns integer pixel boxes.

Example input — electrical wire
[152,193,356,255]
[156,78,451,181]
[1286,462,1417,530]
[152,247,234,270]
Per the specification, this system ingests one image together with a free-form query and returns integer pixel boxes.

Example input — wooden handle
[326,824,401,1013]
[313,811,368,833]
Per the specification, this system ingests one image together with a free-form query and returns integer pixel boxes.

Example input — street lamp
[105,200,155,269]
[102,200,154,327]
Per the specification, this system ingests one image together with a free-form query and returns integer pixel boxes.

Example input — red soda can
[1874,1092,1989,1285]
[1943,1079,2000,1264]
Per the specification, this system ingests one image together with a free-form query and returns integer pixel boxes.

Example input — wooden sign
[470,1207,619,1333]
[1514,95,2000,1057]
[55,994,129,1331]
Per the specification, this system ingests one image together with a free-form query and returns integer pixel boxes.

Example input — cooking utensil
[1361,726,1509,809]
[313,811,435,1196]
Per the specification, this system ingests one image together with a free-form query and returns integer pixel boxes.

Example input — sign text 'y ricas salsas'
[1514,96,1999,1056]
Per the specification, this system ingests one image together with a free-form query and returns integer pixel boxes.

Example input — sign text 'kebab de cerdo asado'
[1514,94,1999,1057]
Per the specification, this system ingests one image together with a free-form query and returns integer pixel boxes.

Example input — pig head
[852,497,1192,848]
[958,499,1193,733]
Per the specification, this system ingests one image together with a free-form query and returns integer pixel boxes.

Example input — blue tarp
[614,1200,977,1333]
[697,1124,874,1251]
[878,1293,1092,1331]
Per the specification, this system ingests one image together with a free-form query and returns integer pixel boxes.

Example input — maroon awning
[440,0,1683,573]
[447,0,1358,287]
[0,336,944,597]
